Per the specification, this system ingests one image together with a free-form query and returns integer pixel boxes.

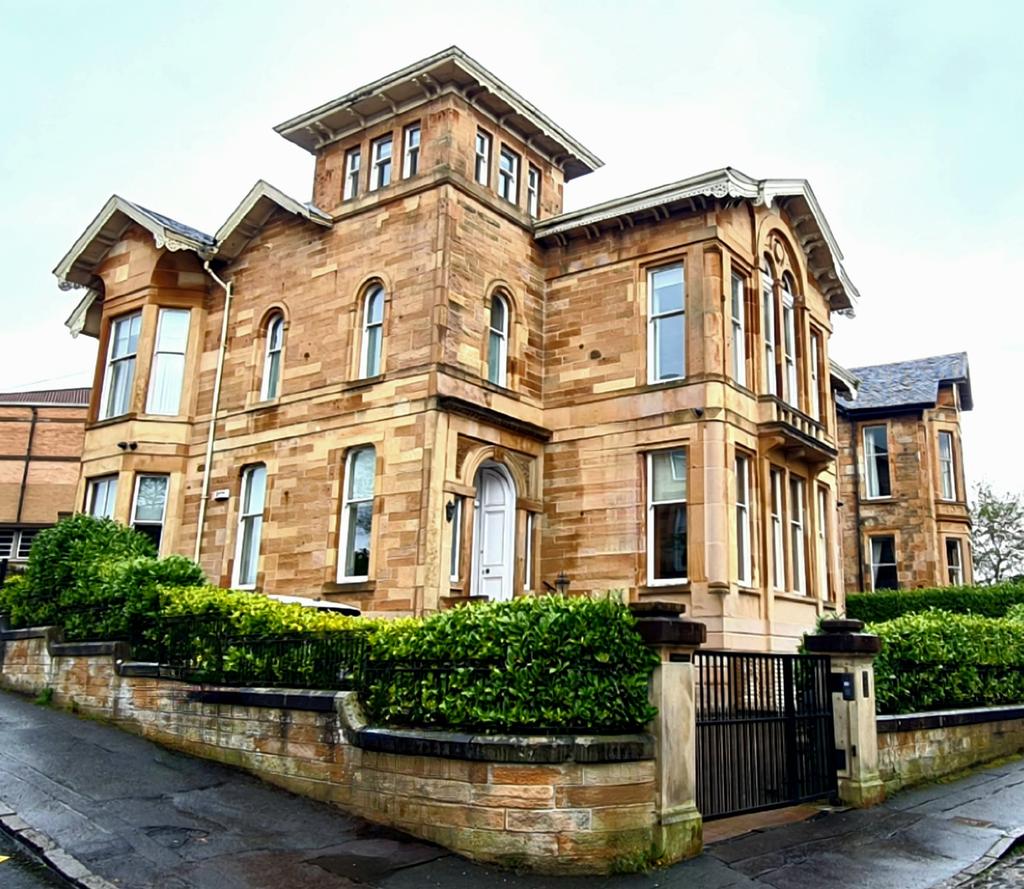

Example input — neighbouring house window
[370,134,393,190]
[524,512,534,591]
[946,537,964,585]
[781,275,798,408]
[648,263,685,383]
[527,165,540,217]
[809,331,823,422]
[260,313,285,400]
[790,476,807,594]
[0,528,40,562]
[762,259,778,396]
[939,431,957,500]
[731,273,746,387]
[487,293,509,386]
[17,528,38,560]
[402,124,420,178]
[359,285,385,378]
[234,464,267,588]
[475,129,492,186]
[770,468,785,589]
[735,454,752,586]
[869,535,899,591]
[146,308,190,415]
[101,311,142,419]
[816,486,830,600]
[339,446,375,581]
[863,425,892,498]
[343,147,361,200]
[0,528,12,560]
[498,146,520,204]
[131,474,169,551]
[86,475,118,519]
[648,449,688,584]
[449,496,463,583]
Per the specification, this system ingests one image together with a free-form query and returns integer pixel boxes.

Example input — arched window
[487,293,509,386]
[761,256,777,396]
[359,285,385,378]
[260,313,285,400]
[339,446,375,581]
[781,274,798,407]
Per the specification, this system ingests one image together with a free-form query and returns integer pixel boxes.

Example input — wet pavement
[2,686,1024,888]
[968,849,1024,888]
[0,829,68,888]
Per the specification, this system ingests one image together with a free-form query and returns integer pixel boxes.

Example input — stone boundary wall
[0,629,656,874]
[878,706,1024,794]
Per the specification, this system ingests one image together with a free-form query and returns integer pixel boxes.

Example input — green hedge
[0,515,658,733]
[360,596,658,732]
[870,610,1024,713]
[847,581,1024,624]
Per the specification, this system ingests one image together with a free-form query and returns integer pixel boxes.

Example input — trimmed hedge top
[847,581,1024,624]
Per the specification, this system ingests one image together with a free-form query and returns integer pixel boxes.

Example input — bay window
[101,312,142,419]
[647,449,688,584]
[648,263,685,383]
[789,476,807,594]
[731,273,747,387]
[146,308,190,415]
[946,537,964,585]
[939,431,956,500]
[131,474,169,551]
[735,454,752,586]
[770,468,785,590]
[86,475,118,519]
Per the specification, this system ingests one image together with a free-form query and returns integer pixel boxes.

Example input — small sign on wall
[212,489,231,501]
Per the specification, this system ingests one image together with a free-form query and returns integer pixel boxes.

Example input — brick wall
[0,632,657,875]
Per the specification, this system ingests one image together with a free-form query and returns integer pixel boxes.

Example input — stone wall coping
[878,704,1024,734]
[50,641,128,658]
[187,687,341,713]
[0,627,53,641]
[353,725,654,763]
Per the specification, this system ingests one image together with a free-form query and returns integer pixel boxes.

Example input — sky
[1,0,1021,493]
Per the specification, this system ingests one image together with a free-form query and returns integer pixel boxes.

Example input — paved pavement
[2,687,1024,888]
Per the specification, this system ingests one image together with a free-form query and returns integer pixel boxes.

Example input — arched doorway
[471,462,516,601]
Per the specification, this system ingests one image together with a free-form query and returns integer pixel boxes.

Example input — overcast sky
[1,0,1021,493]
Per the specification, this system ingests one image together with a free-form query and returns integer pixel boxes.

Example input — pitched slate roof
[134,205,216,249]
[836,352,972,413]
[0,387,91,406]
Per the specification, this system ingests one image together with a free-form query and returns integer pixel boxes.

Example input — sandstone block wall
[0,632,657,874]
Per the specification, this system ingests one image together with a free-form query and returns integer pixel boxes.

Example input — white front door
[473,466,514,601]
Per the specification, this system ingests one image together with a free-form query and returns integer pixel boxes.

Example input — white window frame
[343,147,361,200]
[816,487,829,600]
[498,146,520,204]
[809,331,822,421]
[475,129,492,186]
[731,273,746,387]
[100,311,142,419]
[0,528,40,562]
[863,424,891,499]
[735,454,752,586]
[86,475,118,519]
[449,496,463,583]
[946,537,964,585]
[338,447,375,583]
[16,529,38,560]
[369,134,393,191]
[402,124,420,178]
[647,449,688,587]
[770,468,785,590]
[487,293,509,386]
[260,313,285,401]
[146,308,190,415]
[869,535,899,591]
[359,285,385,378]
[0,529,13,560]
[233,464,267,590]
[939,431,957,501]
[781,277,798,408]
[790,476,807,594]
[762,261,777,396]
[647,263,686,384]
[526,165,540,217]
[524,512,534,591]
[131,473,169,553]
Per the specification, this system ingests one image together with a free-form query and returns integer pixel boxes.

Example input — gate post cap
[820,618,865,634]
[804,632,881,655]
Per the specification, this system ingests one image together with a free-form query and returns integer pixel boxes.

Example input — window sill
[737,585,760,596]
[638,583,690,595]
[323,580,376,595]
[87,413,138,430]
[862,496,895,503]
[773,591,815,604]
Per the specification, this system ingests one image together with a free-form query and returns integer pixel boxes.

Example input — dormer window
[498,146,519,204]
[475,129,492,186]
[101,311,142,419]
[402,124,420,178]
[370,135,393,190]
[343,148,361,200]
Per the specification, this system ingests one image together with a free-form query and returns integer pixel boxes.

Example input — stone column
[805,618,885,807]
[629,602,707,863]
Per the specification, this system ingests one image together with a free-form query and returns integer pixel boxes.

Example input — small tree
[972,484,1024,584]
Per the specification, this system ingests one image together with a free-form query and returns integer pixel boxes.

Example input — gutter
[15,407,38,524]
[194,261,233,564]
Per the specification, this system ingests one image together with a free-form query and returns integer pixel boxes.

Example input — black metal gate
[695,650,836,821]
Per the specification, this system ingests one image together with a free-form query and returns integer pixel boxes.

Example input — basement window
[86,475,118,519]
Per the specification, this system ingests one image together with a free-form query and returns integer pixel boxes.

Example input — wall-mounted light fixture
[445,500,456,523]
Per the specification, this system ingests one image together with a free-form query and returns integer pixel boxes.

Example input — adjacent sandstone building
[53,47,863,647]
[835,353,973,593]
[0,388,89,566]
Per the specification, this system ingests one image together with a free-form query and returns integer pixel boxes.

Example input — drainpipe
[851,421,865,592]
[194,261,233,563]
[15,407,38,524]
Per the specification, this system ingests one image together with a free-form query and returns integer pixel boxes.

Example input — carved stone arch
[354,271,394,301]
[484,278,522,319]
[755,218,810,297]
[460,443,532,500]
[258,302,290,332]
